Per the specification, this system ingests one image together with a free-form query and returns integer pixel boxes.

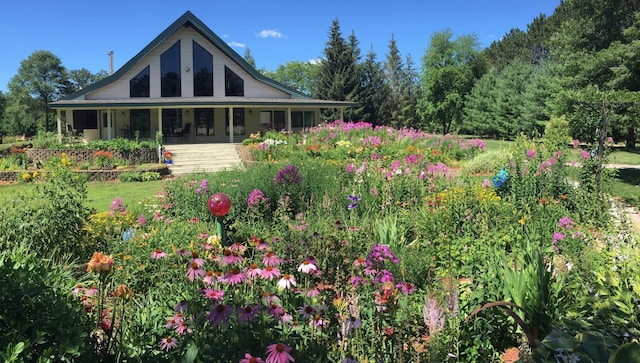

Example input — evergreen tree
[384,35,404,126]
[359,47,390,125]
[397,54,421,128]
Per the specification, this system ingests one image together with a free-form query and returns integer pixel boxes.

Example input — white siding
[86,27,289,100]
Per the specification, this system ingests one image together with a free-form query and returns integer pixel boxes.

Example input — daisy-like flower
[176,248,191,257]
[265,343,294,363]
[240,353,265,363]
[223,269,246,286]
[255,240,270,251]
[85,285,99,296]
[174,301,188,312]
[151,249,166,259]
[238,305,262,322]
[353,256,366,267]
[208,303,233,327]
[262,251,282,266]
[310,314,329,329]
[175,319,192,335]
[277,274,297,290]
[305,287,320,298]
[203,270,221,285]
[229,242,247,253]
[71,284,84,295]
[159,336,178,351]
[222,249,244,266]
[245,263,262,279]
[190,251,205,267]
[186,261,206,281]
[395,282,416,295]
[260,266,281,281]
[298,304,316,319]
[297,259,317,274]
[203,288,225,301]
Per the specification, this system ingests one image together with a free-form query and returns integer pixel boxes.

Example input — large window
[130,65,150,97]
[193,41,213,96]
[130,109,151,139]
[194,109,214,136]
[260,110,286,130]
[225,108,245,135]
[291,111,316,128]
[161,109,182,136]
[225,66,244,96]
[161,41,181,97]
[73,110,97,133]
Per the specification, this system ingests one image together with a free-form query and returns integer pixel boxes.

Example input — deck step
[164,143,243,175]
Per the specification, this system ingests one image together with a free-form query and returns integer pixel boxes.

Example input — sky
[0,0,561,93]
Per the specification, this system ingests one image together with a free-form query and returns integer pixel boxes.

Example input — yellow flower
[22,173,31,181]
[519,218,526,225]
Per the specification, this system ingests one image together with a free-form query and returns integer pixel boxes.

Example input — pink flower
[203,270,220,285]
[208,303,233,327]
[245,263,263,279]
[203,288,225,301]
[229,242,247,253]
[222,249,244,266]
[262,252,283,266]
[277,274,297,290]
[186,262,206,281]
[85,285,98,296]
[151,249,166,259]
[71,284,84,295]
[260,266,281,281]
[353,257,366,267]
[552,232,566,243]
[223,269,246,285]
[297,260,317,274]
[395,282,416,294]
[238,305,262,322]
[159,337,178,351]
[265,343,295,363]
[558,216,575,230]
[240,353,265,363]
[526,149,536,159]
[175,319,192,335]
[298,304,316,319]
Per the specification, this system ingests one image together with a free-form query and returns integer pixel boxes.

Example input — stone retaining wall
[0,165,170,183]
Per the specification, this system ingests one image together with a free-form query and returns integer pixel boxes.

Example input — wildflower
[208,303,233,327]
[87,252,114,274]
[222,248,244,266]
[351,276,365,287]
[277,274,297,290]
[347,194,362,210]
[353,256,366,267]
[176,248,191,256]
[136,214,147,226]
[151,249,166,259]
[85,285,98,296]
[115,284,134,299]
[245,263,263,279]
[175,319,192,335]
[238,305,262,322]
[580,150,591,159]
[526,149,536,159]
[262,251,283,266]
[159,337,178,351]
[552,232,566,243]
[298,304,316,319]
[558,216,575,230]
[265,343,295,363]
[203,288,224,301]
[71,284,84,295]
[305,287,320,297]
[110,197,125,213]
[203,270,220,285]
[240,353,265,363]
[186,261,206,281]
[273,164,302,185]
[396,282,416,294]
[482,179,491,188]
[260,266,281,281]
[342,356,358,363]
[310,314,329,329]
[248,188,270,208]
[190,251,205,267]
[230,242,247,253]
[423,297,445,336]
[297,260,317,274]
[223,269,246,286]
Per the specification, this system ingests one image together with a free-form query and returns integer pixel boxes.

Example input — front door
[100,110,115,140]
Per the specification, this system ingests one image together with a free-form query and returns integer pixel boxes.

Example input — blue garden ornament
[122,228,136,242]
[492,168,509,188]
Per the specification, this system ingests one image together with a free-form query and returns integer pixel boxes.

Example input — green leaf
[609,342,640,363]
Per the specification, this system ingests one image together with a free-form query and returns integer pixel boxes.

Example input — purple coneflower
[262,251,282,266]
[208,303,233,327]
[159,337,178,351]
[238,305,262,322]
[245,263,263,279]
[260,266,281,281]
[223,269,246,286]
[222,249,244,266]
[240,353,265,363]
[151,249,166,259]
[297,259,317,274]
[265,343,295,363]
[186,261,206,281]
[203,288,224,301]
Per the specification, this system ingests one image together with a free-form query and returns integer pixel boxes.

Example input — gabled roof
[60,11,314,101]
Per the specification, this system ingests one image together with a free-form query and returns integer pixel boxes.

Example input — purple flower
[248,188,270,207]
[558,216,575,230]
[110,197,125,213]
[273,165,302,185]
[526,149,536,159]
[347,194,362,210]
[552,232,566,243]
[423,297,444,336]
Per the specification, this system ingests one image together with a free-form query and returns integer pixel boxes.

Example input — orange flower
[87,252,115,274]
[539,197,548,205]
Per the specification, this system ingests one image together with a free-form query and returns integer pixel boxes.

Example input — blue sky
[0,0,560,93]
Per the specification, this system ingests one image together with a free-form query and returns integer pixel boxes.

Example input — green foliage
[544,114,572,151]
[88,137,152,151]
[119,171,162,182]
[0,243,94,361]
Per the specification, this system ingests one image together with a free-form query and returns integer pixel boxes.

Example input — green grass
[0,180,167,213]
[611,168,640,207]
[608,148,640,165]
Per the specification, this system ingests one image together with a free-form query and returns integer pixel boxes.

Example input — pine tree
[360,47,390,125]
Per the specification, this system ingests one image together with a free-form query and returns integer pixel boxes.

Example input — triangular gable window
[225,66,244,96]
[130,65,150,98]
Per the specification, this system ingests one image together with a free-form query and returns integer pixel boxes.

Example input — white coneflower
[297,259,317,274]
[277,274,297,290]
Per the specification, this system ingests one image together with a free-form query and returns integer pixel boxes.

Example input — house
[50,11,355,144]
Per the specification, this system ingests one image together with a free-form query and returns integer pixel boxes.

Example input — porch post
[228,107,234,143]
[56,109,62,143]
[158,108,163,143]
[107,109,113,140]
[286,107,292,133]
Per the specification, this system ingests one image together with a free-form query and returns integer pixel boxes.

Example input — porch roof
[49,97,357,109]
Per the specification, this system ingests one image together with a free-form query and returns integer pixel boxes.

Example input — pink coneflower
[159,337,178,351]
[71,284,84,295]
[363,266,377,276]
[222,249,244,266]
[309,314,329,329]
[208,303,233,327]
[240,353,265,363]
[277,274,297,290]
[223,269,246,286]
[165,317,177,329]
[255,240,270,251]
[245,263,263,279]
[186,261,206,281]
[297,260,317,274]
[262,251,282,266]
[298,304,316,319]
[267,303,285,320]
[238,305,262,322]
[176,248,191,257]
[203,288,225,301]
[305,287,320,298]
[85,285,99,296]
[353,256,366,267]
[190,251,205,267]
[203,270,220,285]
[151,249,166,259]
[229,242,247,253]
[260,266,281,281]
[265,343,294,363]
[175,319,192,335]
[396,282,416,294]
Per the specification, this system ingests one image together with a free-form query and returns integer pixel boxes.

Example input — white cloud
[308,58,323,65]
[257,29,285,39]
[228,41,246,48]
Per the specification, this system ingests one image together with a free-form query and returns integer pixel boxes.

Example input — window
[292,111,316,128]
[161,41,181,97]
[130,65,150,97]
[194,108,214,136]
[260,110,286,130]
[193,41,213,96]
[130,109,151,139]
[73,110,97,133]
[225,66,244,96]
[161,109,182,137]
[225,108,245,135]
